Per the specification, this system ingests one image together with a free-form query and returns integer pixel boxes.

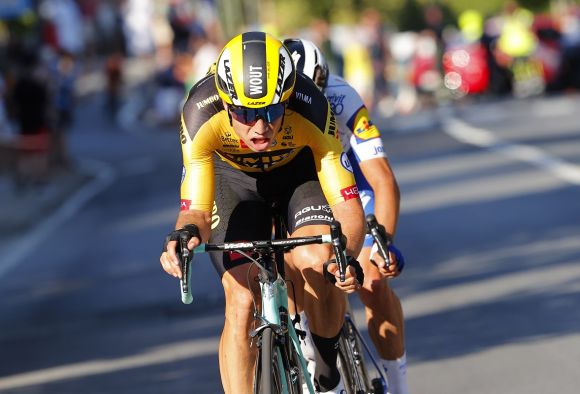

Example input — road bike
[335,214,393,394]
[337,305,388,394]
[177,209,350,394]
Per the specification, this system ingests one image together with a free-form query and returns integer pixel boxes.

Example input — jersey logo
[195,94,219,109]
[181,166,186,184]
[295,91,312,104]
[327,94,346,115]
[352,108,380,141]
[180,199,191,211]
[327,114,337,137]
[340,185,359,201]
[219,149,294,170]
[340,152,353,172]
[179,124,187,144]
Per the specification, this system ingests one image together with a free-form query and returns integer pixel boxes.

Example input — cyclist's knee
[291,244,331,277]
[359,275,394,309]
[222,272,256,318]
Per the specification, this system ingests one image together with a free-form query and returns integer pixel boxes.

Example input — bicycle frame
[180,225,340,393]
[253,261,316,394]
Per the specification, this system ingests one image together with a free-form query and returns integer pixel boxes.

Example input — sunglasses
[228,103,285,126]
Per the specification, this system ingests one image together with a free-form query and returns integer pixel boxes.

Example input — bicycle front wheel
[337,320,373,394]
[254,327,294,394]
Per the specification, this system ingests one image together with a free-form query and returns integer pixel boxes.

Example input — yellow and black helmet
[215,31,296,108]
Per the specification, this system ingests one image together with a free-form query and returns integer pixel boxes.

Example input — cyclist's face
[228,104,284,152]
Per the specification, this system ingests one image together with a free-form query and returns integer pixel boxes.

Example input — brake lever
[330,221,348,282]
[366,214,391,268]
[179,232,193,304]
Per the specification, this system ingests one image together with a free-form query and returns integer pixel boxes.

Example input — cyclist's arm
[161,118,216,278]
[330,198,365,260]
[359,157,400,236]
[346,103,400,236]
[307,111,365,258]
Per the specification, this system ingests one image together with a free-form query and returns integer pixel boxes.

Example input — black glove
[163,224,201,253]
[323,256,364,285]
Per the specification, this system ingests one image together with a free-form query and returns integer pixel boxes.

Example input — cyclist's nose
[252,118,269,133]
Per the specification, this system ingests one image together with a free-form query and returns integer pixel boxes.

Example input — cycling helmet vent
[283,38,329,90]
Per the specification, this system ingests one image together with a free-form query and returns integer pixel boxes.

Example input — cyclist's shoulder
[183,73,221,110]
[182,73,226,134]
[326,74,364,100]
[325,74,366,121]
[286,73,332,133]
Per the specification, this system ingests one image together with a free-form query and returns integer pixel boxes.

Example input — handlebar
[177,221,348,304]
[365,214,391,268]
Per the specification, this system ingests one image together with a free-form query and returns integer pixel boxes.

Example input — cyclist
[284,38,409,394]
[159,32,365,394]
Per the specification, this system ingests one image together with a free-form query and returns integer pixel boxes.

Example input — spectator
[7,50,53,191]
[50,50,78,167]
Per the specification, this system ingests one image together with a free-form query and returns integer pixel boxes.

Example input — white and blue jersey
[325,74,387,246]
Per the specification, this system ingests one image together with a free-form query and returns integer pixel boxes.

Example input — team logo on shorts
[340,152,353,172]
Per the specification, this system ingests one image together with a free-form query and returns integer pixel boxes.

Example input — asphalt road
[0,93,579,394]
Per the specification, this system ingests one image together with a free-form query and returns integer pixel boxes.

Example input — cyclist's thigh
[210,160,272,277]
[286,172,335,270]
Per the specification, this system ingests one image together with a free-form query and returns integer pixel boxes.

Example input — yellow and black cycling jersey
[180,72,358,212]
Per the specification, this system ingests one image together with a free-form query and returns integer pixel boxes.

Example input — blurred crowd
[0,0,221,193]
[291,1,580,116]
[1,0,580,193]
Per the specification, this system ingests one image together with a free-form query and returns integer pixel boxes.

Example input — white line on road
[0,160,116,278]
[0,337,219,390]
[444,117,580,185]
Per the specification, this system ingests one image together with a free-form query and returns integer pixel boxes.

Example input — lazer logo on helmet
[247,66,263,97]
[275,53,285,97]
[223,60,238,100]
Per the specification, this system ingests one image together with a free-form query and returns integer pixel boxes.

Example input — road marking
[402,260,580,320]
[0,337,219,389]
[444,117,580,185]
[0,160,116,278]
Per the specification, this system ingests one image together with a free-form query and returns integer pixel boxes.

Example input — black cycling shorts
[209,147,334,276]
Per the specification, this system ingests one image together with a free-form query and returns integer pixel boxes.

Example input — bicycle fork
[254,276,316,394]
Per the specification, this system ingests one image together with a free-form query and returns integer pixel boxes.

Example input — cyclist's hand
[370,242,405,278]
[159,225,201,279]
[325,261,361,294]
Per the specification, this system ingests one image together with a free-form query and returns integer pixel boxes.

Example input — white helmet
[283,38,329,90]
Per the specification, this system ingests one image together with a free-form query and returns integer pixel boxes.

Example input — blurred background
[1,1,579,393]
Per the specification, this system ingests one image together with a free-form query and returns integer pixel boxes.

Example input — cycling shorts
[209,147,334,276]
[347,149,375,248]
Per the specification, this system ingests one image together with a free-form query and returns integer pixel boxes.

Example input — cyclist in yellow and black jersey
[179,69,356,212]
[160,31,365,394]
